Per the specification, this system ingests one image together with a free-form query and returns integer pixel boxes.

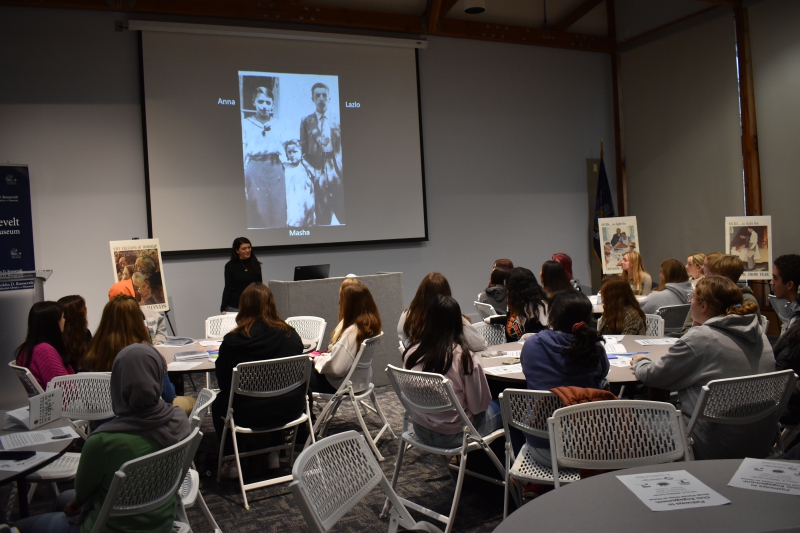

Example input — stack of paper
[484,363,522,376]
[174,350,208,361]
[162,337,195,347]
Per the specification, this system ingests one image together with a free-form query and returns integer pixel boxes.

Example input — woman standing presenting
[242,86,286,229]
[220,237,262,314]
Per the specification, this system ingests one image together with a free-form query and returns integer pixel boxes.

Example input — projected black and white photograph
[599,216,640,275]
[726,216,772,280]
[239,72,345,229]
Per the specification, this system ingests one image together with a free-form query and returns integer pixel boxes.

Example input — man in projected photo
[242,86,287,229]
[300,82,344,225]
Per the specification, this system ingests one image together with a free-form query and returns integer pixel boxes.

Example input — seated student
[540,260,574,299]
[632,277,775,460]
[551,253,581,292]
[108,278,167,344]
[83,296,195,416]
[478,266,510,315]
[327,277,364,350]
[685,253,706,287]
[403,295,500,448]
[679,254,760,334]
[215,283,305,476]
[15,301,75,390]
[521,291,609,466]
[312,283,382,394]
[489,267,548,342]
[597,277,647,335]
[772,254,800,429]
[13,343,191,533]
[640,259,693,314]
[56,295,92,373]
[399,272,486,351]
[620,251,652,296]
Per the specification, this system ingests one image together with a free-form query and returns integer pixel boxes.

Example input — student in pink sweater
[15,301,75,389]
[403,295,500,448]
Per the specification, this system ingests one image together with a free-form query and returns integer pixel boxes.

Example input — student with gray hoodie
[478,266,510,315]
[640,258,693,315]
[632,276,775,460]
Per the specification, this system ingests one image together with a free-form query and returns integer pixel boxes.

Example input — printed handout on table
[609,356,633,367]
[617,470,730,511]
[603,335,625,342]
[198,340,222,347]
[728,458,800,496]
[635,338,678,346]
[167,361,206,371]
[604,342,628,355]
[484,363,522,376]
[0,426,81,450]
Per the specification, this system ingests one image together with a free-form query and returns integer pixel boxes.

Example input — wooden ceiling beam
[423,0,443,32]
[0,0,614,53]
[550,0,604,32]
[439,0,460,17]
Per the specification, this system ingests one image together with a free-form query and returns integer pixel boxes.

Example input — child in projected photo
[283,139,316,227]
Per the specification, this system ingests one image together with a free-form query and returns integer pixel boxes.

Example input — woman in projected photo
[242,86,287,229]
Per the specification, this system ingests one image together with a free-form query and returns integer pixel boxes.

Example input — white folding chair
[189,387,217,422]
[644,314,664,337]
[655,304,691,335]
[382,365,505,533]
[473,301,497,321]
[768,294,793,333]
[498,390,580,518]
[286,316,328,352]
[310,332,395,461]
[759,314,769,334]
[686,370,798,457]
[47,373,114,440]
[8,362,44,397]
[472,321,506,347]
[548,400,691,488]
[91,428,202,533]
[205,313,239,388]
[24,453,81,504]
[216,354,314,510]
[290,431,442,533]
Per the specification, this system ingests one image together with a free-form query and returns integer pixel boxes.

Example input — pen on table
[615,352,650,356]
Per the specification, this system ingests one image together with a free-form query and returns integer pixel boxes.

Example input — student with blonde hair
[620,250,652,296]
[685,252,706,286]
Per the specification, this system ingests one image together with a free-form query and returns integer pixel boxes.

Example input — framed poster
[725,216,772,280]
[109,238,169,311]
[599,216,639,275]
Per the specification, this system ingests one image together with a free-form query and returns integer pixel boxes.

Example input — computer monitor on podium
[293,264,330,282]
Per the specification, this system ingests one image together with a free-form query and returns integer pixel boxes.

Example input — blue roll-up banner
[0,166,35,291]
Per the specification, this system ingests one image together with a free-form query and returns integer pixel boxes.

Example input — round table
[494,459,800,533]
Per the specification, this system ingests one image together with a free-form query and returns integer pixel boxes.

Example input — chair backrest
[204,313,238,339]
[655,304,691,332]
[548,400,690,470]
[685,370,798,438]
[286,316,328,351]
[474,301,497,321]
[8,361,45,397]
[289,431,418,533]
[333,332,383,394]
[644,314,664,337]
[230,354,312,411]
[768,294,793,325]
[759,314,769,333]
[91,428,202,533]
[385,364,479,437]
[499,389,564,440]
[189,388,217,422]
[472,321,506,347]
[47,373,114,421]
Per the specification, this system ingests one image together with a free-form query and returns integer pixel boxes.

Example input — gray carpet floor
[4,376,512,533]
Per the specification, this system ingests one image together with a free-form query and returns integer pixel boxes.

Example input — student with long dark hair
[57,295,91,371]
[521,290,609,466]
[403,295,499,448]
[540,260,574,298]
[15,301,74,389]
[220,237,263,314]
[490,267,548,342]
[597,276,646,335]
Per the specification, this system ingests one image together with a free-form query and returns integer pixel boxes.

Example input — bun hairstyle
[548,291,604,368]
[404,295,473,376]
[693,276,758,317]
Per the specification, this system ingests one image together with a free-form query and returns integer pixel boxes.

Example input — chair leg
[216,420,230,483]
[316,396,344,439]
[287,427,299,468]
[230,428,249,510]
[350,390,384,461]
[380,437,407,518]
[370,390,396,439]
[503,443,510,519]
[196,491,223,533]
[26,483,37,504]
[445,446,470,533]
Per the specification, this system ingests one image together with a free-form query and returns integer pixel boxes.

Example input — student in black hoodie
[478,266,510,315]
[214,282,304,477]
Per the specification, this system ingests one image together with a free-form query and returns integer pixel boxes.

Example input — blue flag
[592,160,615,266]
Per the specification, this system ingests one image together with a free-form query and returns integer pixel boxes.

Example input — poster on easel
[109,238,169,311]
[725,216,772,280]
[599,216,640,275]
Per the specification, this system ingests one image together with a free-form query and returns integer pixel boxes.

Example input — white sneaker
[220,461,239,479]
[267,451,280,469]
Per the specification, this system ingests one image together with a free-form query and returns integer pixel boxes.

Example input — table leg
[16,479,29,518]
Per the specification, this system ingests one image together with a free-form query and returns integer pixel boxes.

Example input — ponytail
[549,291,604,369]
[561,322,604,367]
[726,302,759,317]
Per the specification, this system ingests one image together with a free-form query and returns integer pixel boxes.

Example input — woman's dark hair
[57,295,89,369]
[404,272,452,345]
[493,258,514,270]
[488,267,511,289]
[340,284,382,346]
[83,296,151,372]
[229,237,262,277]
[15,301,68,368]
[655,258,689,291]
[551,253,574,280]
[404,295,473,376]
[599,277,646,334]
[541,261,573,296]
[548,291,604,368]
[233,283,290,337]
[505,267,547,319]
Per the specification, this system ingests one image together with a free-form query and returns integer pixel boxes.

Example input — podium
[269,272,403,387]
